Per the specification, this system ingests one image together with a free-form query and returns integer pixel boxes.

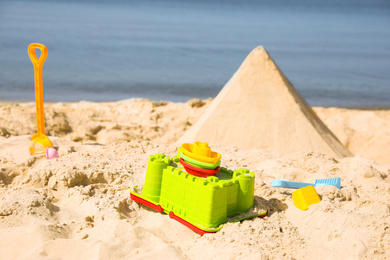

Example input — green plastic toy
[130,151,267,235]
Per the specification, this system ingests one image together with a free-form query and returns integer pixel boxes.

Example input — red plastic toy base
[130,192,267,236]
[180,158,220,177]
[130,192,163,212]
[169,212,215,236]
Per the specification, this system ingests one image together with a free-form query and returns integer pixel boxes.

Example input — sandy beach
[1,47,390,259]
[0,98,389,259]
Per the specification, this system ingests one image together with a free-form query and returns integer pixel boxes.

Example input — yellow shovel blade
[30,133,53,156]
[292,185,321,211]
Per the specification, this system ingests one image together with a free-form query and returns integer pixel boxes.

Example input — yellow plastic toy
[180,142,221,164]
[292,185,321,211]
[28,43,53,156]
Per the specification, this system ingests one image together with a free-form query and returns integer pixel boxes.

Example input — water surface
[0,0,389,107]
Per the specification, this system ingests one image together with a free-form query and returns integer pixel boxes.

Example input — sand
[1,46,389,259]
[0,99,389,259]
[178,47,350,158]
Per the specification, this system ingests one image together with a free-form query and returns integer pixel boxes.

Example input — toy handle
[28,43,48,136]
[282,181,313,189]
[271,179,314,189]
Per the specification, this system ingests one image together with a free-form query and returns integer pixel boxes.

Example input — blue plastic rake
[272,177,341,189]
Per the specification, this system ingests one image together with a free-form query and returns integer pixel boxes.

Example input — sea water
[0,0,389,108]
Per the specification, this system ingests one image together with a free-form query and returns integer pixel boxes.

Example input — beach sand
[1,46,389,259]
[0,99,389,259]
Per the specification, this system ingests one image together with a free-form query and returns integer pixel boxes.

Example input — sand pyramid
[178,46,351,158]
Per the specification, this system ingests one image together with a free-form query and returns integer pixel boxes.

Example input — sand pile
[178,47,350,158]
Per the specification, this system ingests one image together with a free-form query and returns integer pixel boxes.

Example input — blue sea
[0,0,389,108]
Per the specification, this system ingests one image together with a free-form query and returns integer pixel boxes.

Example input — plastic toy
[46,147,59,159]
[28,43,53,156]
[292,185,321,211]
[178,142,221,178]
[180,142,221,164]
[130,144,267,235]
[179,158,220,177]
[272,177,341,189]
[178,151,220,169]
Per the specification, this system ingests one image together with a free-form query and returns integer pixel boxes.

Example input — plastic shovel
[28,43,53,156]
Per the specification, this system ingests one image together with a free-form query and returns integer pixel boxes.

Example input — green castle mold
[141,154,171,204]
[130,153,265,234]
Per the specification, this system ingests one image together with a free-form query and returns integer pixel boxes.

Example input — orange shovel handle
[28,43,48,136]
